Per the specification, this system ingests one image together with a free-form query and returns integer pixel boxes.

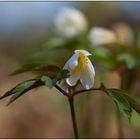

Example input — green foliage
[42,36,87,52]
[7,80,36,105]
[122,93,140,114]
[32,65,61,78]
[41,69,70,88]
[0,80,37,100]
[10,63,39,76]
[55,69,70,80]
[9,36,90,78]
[103,86,140,122]
[0,79,43,105]
[42,37,66,49]
[117,53,137,69]
[10,64,61,78]
[41,76,54,88]
[93,47,117,69]
[105,88,132,122]
[0,69,70,105]
[10,45,72,77]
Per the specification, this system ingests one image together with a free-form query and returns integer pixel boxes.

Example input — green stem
[68,97,79,139]
[74,87,101,96]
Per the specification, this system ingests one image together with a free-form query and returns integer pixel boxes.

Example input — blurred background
[0,1,140,138]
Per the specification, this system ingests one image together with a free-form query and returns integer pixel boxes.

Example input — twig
[55,85,67,96]
[68,97,79,138]
[74,87,101,96]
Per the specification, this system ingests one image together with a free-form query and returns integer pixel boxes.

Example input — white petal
[75,49,91,56]
[88,59,95,76]
[66,75,79,86]
[80,60,95,89]
[67,53,78,69]
[63,63,68,70]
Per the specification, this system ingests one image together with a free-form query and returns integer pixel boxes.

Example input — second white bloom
[54,7,88,38]
[88,27,117,47]
[64,50,95,90]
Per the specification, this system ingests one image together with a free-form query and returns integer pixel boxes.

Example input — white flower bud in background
[88,27,117,47]
[112,22,134,46]
[54,7,88,38]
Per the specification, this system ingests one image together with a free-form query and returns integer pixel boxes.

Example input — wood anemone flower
[64,50,95,90]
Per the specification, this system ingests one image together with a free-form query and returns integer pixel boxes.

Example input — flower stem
[68,97,79,139]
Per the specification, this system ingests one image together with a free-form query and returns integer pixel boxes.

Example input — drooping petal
[66,75,80,86]
[80,60,95,89]
[67,53,79,69]
[80,71,94,89]
[75,49,91,56]
[88,59,95,77]
[63,63,69,70]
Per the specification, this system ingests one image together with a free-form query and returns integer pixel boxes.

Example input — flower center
[71,52,88,75]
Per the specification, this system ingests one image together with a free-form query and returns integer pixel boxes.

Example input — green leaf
[56,69,70,80]
[0,79,36,100]
[1,70,69,105]
[9,63,39,76]
[10,64,61,78]
[10,48,71,76]
[102,86,132,122]
[7,80,37,105]
[117,53,136,69]
[94,47,116,68]
[41,76,54,88]
[94,47,111,59]
[32,65,61,78]
[0,79,45,105]
[42,37,66,49]
[121,93,140,114]
[107,88,140,117]
[53,69,70,85]
[41,69,70,88]
[0,86,19,100]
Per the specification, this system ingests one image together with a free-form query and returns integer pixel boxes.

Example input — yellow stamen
[71,52,88,75]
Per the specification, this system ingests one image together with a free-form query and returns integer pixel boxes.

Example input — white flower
[88,27,117,46]
[112,22,134,46]
[54,7,88,38]
[64,50,95,90]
